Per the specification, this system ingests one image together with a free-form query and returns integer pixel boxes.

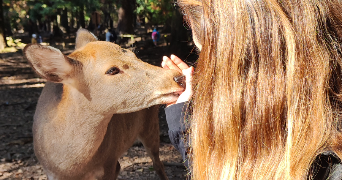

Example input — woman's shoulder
[311,151,342,180]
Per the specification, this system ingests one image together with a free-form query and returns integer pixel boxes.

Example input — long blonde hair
[178,0,342,179]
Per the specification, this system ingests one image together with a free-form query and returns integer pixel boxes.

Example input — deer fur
[23,29,184,180]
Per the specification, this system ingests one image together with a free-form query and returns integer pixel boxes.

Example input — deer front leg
[138,124,168,180]
[140,139,168,180]
[102,160,121,180]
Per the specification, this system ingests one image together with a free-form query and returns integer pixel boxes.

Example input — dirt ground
[0,35,196,180]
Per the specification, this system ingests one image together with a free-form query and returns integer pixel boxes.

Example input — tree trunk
[0,0,7,49]
[117,0,135,34]
[70,10,75,29]
[169,8,188,58]
[61,8,70,34]
[79,5,85,28]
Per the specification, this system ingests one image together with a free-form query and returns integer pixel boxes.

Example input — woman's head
[178,0,342,179]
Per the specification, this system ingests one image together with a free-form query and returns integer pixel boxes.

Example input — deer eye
[106,67,120,75]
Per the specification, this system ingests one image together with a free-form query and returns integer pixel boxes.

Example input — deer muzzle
[174,75,186,89]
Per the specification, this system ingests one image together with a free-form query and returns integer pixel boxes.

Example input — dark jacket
[164,102,342,179]
[165,102,191,169]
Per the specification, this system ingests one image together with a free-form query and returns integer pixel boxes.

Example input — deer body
[24,29,184,180]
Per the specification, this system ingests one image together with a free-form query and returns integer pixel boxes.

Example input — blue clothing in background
[152,29,160,42]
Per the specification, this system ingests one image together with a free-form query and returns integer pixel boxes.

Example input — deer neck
[52,84,114,133]
[34,83,113,171]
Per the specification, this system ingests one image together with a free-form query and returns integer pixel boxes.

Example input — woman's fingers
[162,54,190,73]
[170,55,190,70]
[162,56,182,73]
[161,59,170,69]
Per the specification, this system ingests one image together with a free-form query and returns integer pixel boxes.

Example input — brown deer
[23,29,185,180]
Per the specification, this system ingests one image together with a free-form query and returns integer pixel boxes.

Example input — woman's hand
[162,55,194,106]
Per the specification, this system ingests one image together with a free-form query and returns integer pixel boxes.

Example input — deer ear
[75,28,98,49]
[24,44,77,83]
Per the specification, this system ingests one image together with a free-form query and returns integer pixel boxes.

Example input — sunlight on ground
[0,46,46,89]
[0,47,19,53]
[0,37,27,53]
[0,78,45,89]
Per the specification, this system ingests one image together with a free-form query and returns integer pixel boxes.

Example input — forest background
[0,0,193,58]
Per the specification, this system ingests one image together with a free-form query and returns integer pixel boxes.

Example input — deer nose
[174,75,186,89]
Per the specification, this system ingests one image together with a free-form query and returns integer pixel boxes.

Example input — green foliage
[26,0,69,20]
[2,0,104,32]
[71,0,101,13]
[2,2,19,31]
[1,0,177,35]
[136,0,174,24]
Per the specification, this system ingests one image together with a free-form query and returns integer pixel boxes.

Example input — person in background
[152,27,160,46]
[162,0,342,179]
[105,29,117,43]
[37,34,42,44]
[110,29,117,43]
[105,29,112,42]
[31,34,37,44]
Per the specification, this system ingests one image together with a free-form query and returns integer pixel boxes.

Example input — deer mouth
[165,90,184,100]
[162,92,180,98]
[168,89,184,96]
[171,90,183,96]
[160,90,184,103]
